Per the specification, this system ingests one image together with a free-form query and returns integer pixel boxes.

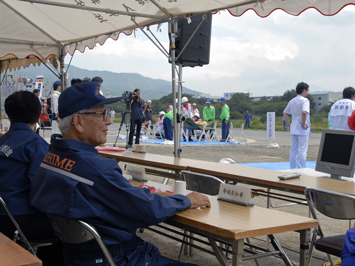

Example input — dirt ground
[143,144,320,164]
[131,144,343,266]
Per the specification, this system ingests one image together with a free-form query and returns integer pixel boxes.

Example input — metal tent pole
[169,20,180,158]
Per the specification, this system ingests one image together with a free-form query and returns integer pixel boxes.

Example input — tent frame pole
[169,20,181,158]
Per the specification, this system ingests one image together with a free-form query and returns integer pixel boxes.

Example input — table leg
[231,239,244,266]
[299,228,311,266]
[208,236,243,266]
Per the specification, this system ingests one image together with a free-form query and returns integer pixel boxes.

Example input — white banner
[267,112,275,139]
[35,75,44,98]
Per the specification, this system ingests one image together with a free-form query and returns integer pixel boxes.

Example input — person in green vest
[163,108,174,143]
[220,97,230,142]
[202,98,215,140]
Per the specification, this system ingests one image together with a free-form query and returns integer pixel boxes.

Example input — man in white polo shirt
[283,82,311,169]
[329,87,355,130]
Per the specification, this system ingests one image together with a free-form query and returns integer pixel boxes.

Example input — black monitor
[316,129,355,180]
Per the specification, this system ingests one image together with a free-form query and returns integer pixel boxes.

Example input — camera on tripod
[121,91,138,103]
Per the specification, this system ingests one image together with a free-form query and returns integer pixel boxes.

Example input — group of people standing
[283,83,355,170]
[160,96,232,143]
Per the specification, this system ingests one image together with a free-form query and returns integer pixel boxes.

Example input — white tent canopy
[1,0,354,155]
[1,0,354,72]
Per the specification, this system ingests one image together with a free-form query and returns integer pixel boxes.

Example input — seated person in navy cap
[30,81,210,266]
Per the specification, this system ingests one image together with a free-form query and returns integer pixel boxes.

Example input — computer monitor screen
[316,129,355,180]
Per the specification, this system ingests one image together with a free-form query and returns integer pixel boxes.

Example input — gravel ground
[130,144,344,266]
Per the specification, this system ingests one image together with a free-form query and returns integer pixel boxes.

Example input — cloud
[65,5,355,97]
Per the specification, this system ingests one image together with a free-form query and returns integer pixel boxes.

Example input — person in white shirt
[110,108,116,124]
[181,97,193,141]
[192,103,199,117]
[51,80,61,135]
[283,82,311,169]
[155,111,165,138]
[329,87,355,131]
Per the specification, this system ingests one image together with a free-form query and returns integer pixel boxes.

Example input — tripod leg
[114,115,126,147]
[114,107,131,148]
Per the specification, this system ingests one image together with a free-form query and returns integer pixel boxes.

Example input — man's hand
[301,123,309,129]
[225,120,228,124]
[186,191,211,209]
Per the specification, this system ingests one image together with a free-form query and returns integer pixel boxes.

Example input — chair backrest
[181,170,224,196]
[305,187,355,220]
[48,215,116,266]
[0,195,37,256]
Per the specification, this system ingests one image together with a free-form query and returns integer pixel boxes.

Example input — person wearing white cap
[144,100,154,123]
[167,98,178,113]
[181,97,193,141]
[192,103,199,117]
[155,111,165,138]
[191,103,199,138]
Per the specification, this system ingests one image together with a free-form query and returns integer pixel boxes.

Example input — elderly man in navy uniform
[30,81,210,266]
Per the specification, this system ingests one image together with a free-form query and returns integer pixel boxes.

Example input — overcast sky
[65,5,355,97]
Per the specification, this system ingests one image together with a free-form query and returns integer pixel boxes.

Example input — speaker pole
[177,62,183,149]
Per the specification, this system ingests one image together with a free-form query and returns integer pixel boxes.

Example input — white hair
[58,108,91,136]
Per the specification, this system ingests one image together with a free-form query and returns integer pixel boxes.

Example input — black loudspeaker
[170,14,212,67]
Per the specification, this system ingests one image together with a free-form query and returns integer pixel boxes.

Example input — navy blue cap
[58,82,122,118]
[220,97,226,102]
[206,98,212,104]
[53,80,61,90]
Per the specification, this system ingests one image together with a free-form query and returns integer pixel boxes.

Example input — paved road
[1,119,321,147]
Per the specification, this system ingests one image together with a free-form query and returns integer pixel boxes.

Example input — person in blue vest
[30,81,210,266]
[244,110,252,129]
[0,91,63,265]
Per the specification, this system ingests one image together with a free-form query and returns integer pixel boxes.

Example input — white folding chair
[305,187,355,266]
[48,215,116,266]
[209,123,221,145]
[238,123,247,145]
[226,122,236,142]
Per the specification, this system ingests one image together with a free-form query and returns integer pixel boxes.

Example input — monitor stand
[329,174,354,182]
[280,168,355,182]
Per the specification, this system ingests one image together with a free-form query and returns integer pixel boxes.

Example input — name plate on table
[126,164,147,181]
[218,183,254,206]
[132,144,146,153]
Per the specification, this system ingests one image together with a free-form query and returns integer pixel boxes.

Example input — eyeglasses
[78,109,109,121]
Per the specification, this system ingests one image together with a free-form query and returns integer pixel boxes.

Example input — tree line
[108,89,326,123]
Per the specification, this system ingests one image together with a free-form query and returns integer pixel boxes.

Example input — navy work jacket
[31,136,191,246]
[0,122,49,215]
[131,98,144,120]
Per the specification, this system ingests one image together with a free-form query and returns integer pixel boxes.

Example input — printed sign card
[218,183,254,206]
[126,164,146,181]
[132,144,146,153]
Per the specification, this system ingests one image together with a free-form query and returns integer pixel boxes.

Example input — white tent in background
[1,0,354,155]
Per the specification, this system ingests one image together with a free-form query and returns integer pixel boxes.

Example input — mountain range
[6,64,340,99]
[8,64,199,100]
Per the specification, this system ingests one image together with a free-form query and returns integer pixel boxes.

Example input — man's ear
[72,114,85,134]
